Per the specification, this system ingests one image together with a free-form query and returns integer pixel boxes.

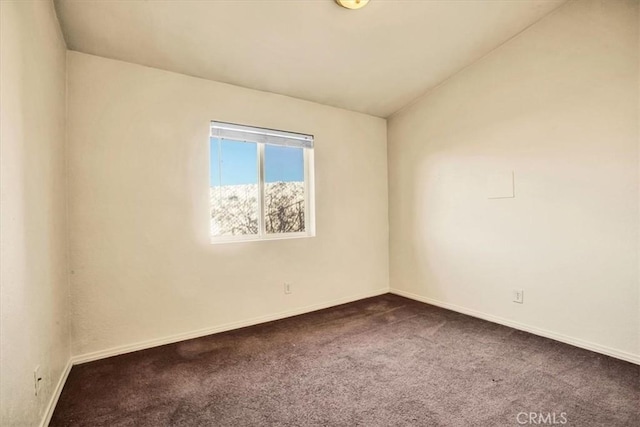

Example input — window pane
[264,144,305,234]
[210,138,258,236]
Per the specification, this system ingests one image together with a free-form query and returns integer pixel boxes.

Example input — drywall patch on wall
[486,170,515,199]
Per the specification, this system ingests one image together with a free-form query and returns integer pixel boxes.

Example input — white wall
[66,52,389,357]
[388,0,639,362]
[0,1,70,425]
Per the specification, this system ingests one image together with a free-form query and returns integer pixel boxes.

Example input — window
[210,121,314,242]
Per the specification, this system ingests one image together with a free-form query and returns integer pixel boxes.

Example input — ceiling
[54,0,566,118]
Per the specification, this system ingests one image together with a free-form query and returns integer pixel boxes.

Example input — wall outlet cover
[512,289,524,304]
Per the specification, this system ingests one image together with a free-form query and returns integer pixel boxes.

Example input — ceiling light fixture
[335,0,369,10]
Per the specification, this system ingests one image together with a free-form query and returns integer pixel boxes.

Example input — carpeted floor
[51,294,639,426]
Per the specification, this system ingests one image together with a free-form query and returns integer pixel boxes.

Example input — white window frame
[209,121,315,244]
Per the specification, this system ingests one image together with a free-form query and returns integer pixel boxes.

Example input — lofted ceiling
[54,0,566,118]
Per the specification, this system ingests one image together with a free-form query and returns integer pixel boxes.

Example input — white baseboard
[71,288,389,365]
[390,288,640,365]
[40,358,72,427]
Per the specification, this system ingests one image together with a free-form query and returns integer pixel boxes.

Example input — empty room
[1,0,639,425]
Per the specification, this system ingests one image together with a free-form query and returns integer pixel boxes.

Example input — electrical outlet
[512,289,524,304]
[284,283,292,294]
[34,366,42,396]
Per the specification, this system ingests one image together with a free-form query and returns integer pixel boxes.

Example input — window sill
[209,232,314,245]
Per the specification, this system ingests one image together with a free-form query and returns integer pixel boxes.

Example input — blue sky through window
[210,139,257,186]
[210,138,304,186]
[265,144,304,183]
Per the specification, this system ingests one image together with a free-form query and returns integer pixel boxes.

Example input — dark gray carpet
[51,294,639,426]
